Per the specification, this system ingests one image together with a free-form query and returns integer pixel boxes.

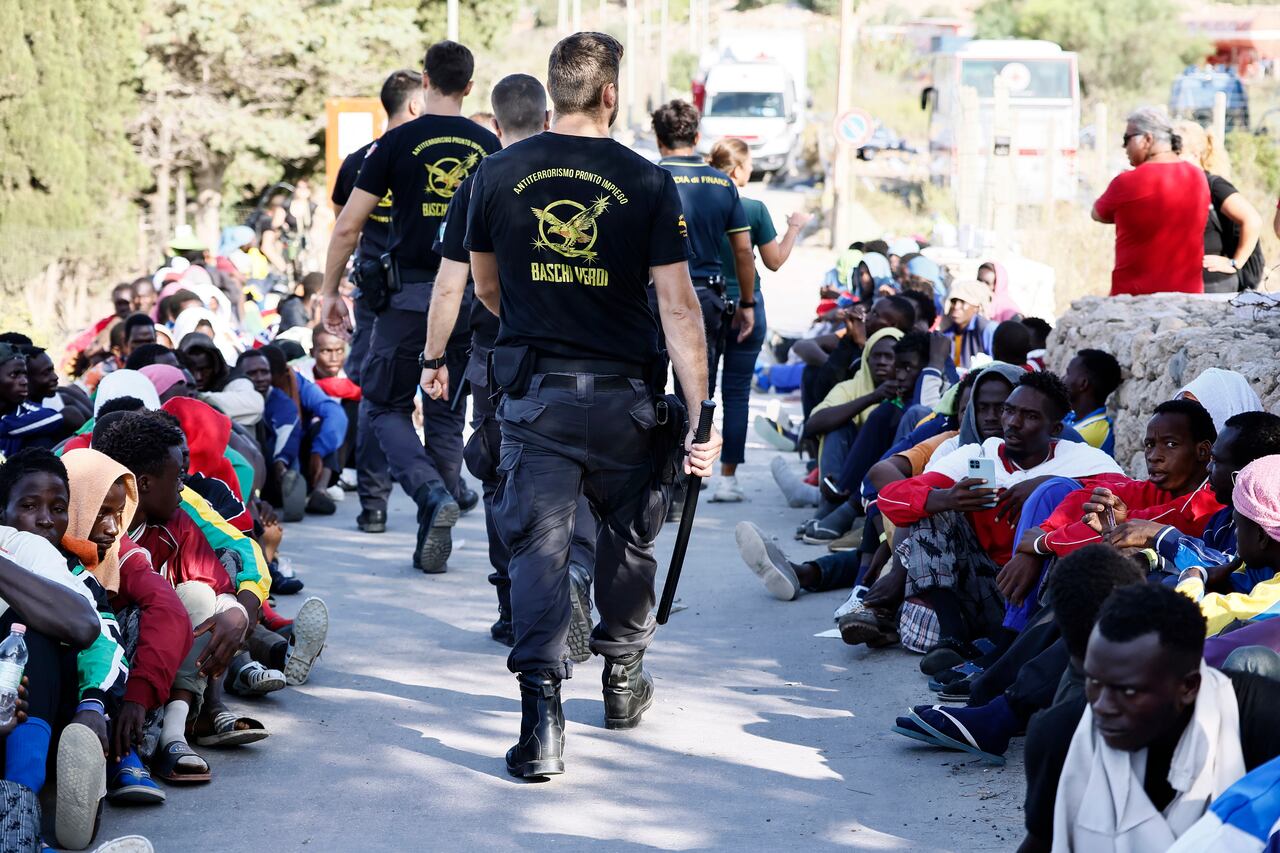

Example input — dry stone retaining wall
[1045,295,1280,475]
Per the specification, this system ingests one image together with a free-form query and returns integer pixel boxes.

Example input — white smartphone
[968,457,999,507]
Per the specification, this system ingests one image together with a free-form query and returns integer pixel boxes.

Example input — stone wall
[1045,295,1280,475]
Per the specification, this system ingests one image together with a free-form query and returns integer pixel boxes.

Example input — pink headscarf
[1234,455,1280,543]
[139,363,185,397]
[983,261,1022,322]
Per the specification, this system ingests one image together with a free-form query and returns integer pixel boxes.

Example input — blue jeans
[1004,477,1082,632]
[719,298,766,466]
[835,401,903,493]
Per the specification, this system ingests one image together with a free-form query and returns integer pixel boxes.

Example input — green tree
[134,0,445,253]
[974,0,1207,99]
[0,0,144,334]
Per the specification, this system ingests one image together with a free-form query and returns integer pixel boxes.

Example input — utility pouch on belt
[652,394,689,487]
[379,251,403,296]
[353,258,390,312]
[488,345,533,399]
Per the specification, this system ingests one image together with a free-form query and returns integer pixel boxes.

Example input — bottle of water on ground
[0,624,28,727]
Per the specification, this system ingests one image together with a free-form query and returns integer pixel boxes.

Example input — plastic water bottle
[0,624,28,727]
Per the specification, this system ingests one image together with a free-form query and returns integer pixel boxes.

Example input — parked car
[858,125,919,161]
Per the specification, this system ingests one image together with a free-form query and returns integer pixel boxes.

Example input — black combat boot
[490,604,514,647]
[506,671,565,779]
[602,650,654,730]
[413,483,458,573]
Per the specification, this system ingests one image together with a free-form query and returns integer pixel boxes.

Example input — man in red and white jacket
[878,372,1124,648]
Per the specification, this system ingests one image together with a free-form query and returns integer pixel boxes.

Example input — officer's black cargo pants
[361,280,470,504]
[464,358,597,615]
[494,372,665,678]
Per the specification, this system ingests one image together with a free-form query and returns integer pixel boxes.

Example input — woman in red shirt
[1092,107,1209,296]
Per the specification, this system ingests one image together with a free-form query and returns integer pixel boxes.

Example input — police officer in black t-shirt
[321,42,499,574]
[652,99,757,396]
[424,74,599,657]
[443,32,723,780]
[329,68,423,535]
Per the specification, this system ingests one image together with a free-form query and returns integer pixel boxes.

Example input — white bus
[922,39,1080,201]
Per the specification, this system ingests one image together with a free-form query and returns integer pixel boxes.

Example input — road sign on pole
[834,109,875,150]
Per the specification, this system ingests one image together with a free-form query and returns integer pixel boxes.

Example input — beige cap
[947,279,992,308]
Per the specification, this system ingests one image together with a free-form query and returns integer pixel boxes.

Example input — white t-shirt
[0,525,96,619]
[924,436,1125,487]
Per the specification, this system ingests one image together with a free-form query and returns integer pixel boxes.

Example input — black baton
[656,399,715,625]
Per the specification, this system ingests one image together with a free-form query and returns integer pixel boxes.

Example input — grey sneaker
[567,564,593,664]
[735,521,799,601]
[284,597,329,686]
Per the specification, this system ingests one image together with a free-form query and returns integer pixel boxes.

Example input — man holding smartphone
[876,372,1124,658]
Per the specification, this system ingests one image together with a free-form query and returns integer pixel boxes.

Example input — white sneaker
[833,585,870,622]
[712,475,744,502]
[93,838,155,853]
[325,484,346,502]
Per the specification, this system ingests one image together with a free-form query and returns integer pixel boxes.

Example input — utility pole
[558,0,569,35]
[830,0,856,249]
[572,0,582,32]
[626,0,636,129]
[447,0,459,41]
[688,0,697,55]
[660,0,669,102]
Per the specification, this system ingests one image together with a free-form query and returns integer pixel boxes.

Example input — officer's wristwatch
[418,353,446,370]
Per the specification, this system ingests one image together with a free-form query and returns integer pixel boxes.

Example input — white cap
[11,624,25,635]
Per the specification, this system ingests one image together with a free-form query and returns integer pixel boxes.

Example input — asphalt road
[99,184,1026,851]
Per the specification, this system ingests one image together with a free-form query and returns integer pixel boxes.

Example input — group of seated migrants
[0,229,344,849]
[738,235,1280,851]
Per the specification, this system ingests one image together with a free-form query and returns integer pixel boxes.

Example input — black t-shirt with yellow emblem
[433,173,497,348]
[354,114,500,276]
[332,141,393,261]
[465,132,690,364]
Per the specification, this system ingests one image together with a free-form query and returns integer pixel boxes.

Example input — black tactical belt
[535,355,646,380]
[692,276,726,296]
[540,374,635,391]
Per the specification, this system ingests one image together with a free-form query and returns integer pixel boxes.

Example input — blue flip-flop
[890,713,948,747]
[908,706,1006,766]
